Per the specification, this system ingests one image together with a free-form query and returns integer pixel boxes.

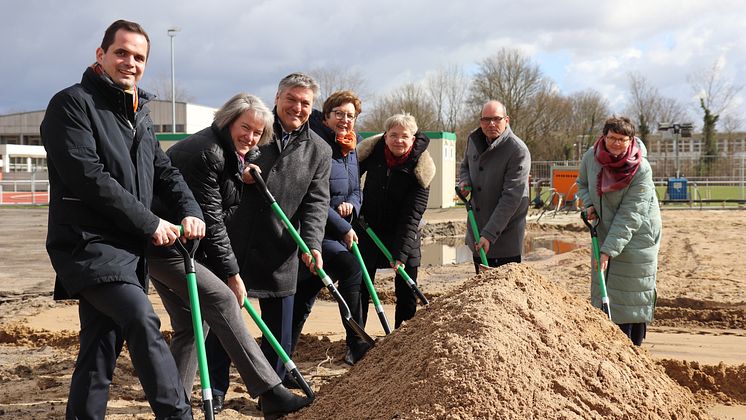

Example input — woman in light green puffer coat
[576,116,662,346]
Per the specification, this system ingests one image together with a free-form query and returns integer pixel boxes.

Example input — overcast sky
[3,0,745,128]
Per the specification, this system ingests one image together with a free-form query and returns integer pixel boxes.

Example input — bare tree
[425,65,471,132]
[626,72,690,149]
[625,72,659,142]
[142,76,196,103]
[566,89,610,158]
[468,48,548,139]
[687,59,743,170]
[656,96,689,128]
[721,113,742,134]
[358,83,439,133]
[308,66,369,108]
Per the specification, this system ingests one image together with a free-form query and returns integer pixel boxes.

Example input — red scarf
[337,131,357,156]
[384,142,413,168]
[593,135,642,196]
[91,63,138,112]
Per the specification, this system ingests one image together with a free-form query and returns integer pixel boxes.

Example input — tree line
[308,48,742,164]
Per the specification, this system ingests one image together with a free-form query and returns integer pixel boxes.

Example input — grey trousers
[148,256,281,398]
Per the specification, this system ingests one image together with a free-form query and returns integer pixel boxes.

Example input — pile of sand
[291,265,706,419]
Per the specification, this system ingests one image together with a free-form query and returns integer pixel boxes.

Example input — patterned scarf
[91,62,138,112]
[384,142,413,169]
[593,135,642,196]
[336,131,357,156]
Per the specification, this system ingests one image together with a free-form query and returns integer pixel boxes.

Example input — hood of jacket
[357,131,435,188]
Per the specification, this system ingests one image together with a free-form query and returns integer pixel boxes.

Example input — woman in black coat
[357,113,435,328]
[148,93,312,417]
[291,91,370,365]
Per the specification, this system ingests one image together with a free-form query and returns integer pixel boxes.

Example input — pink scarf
[593,135,642,196]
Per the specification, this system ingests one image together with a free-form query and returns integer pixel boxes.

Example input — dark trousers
[360,263,418,329]
[473,254,522,274]
[206,294,293,395]
[68,282,191,420]
[291,248,365,355]
[618,322,647,346]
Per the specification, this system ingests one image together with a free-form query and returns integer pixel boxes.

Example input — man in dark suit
[41,19,204,419]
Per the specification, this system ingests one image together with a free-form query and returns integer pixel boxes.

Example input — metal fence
[531,155,746,203]
[0,179,50,205]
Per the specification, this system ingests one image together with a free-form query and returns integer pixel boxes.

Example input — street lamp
[167,27,181,133]
[658,122,693,178]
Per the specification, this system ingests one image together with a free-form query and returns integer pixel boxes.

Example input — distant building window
[157,124,185,133]
[25,136,42,146]
[1,135,21,145]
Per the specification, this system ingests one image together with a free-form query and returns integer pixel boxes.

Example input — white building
[0,100,216,176]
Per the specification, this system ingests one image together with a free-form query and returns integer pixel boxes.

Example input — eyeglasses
[480,116,505,124]
[605,135,631,144]
[332,110,357,121]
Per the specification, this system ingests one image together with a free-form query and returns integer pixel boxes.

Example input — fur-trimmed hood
[357,132,436,188]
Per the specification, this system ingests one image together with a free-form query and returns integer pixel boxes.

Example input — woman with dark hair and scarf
[576,116,662,346]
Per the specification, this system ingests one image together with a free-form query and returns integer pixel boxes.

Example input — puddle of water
[422,235,583,267]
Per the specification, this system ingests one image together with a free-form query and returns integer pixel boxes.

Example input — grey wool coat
[575,141,662,324]
[228,118,332,298]
[459,126,531,259]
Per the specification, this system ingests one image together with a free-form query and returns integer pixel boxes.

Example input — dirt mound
[654,298,746,329]
[659,359,746,405]
[291,265,707,419]
[0,323,79,348]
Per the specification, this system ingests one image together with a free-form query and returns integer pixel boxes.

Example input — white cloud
[2,0,746,130]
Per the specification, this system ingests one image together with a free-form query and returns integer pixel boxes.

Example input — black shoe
[282,373,301,389]
[343,342,372,365]
[212,394,224,415]
[259,384,313,419]
[343,348,355,366]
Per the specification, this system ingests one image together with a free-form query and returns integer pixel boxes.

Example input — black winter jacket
[41,67,201,299]
[150,123,243,280]
[357,132,435,267]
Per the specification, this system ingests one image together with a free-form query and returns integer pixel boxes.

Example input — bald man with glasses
[458,100,531,273]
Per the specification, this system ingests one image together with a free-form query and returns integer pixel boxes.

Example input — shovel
[580,210,612,321]
[172,229,215,420]
[242,297,314,399]
[455,186,489,267]
[248,167,375,347]
[356,217,429,306]
[350,241,392,335]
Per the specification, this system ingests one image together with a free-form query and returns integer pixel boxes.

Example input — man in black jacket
[41,20,204,419]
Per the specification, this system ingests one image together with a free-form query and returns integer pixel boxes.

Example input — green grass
[656,185,746,200]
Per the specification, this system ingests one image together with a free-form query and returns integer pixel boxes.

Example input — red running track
[0,191,49,205]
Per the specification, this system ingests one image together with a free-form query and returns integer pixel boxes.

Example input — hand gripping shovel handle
[350,242,392,335]
[249,168,375,347]
[173,227,215,420]
[455,186,489,267]
[579,211,612,321]
[242,297,314,399]
[357,218,429,306]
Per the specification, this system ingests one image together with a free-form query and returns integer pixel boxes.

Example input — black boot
[259,384,313,419]
[343,340,372,365]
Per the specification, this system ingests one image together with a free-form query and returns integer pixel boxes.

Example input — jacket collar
[82,66,154,116]
[356,131,435,188]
